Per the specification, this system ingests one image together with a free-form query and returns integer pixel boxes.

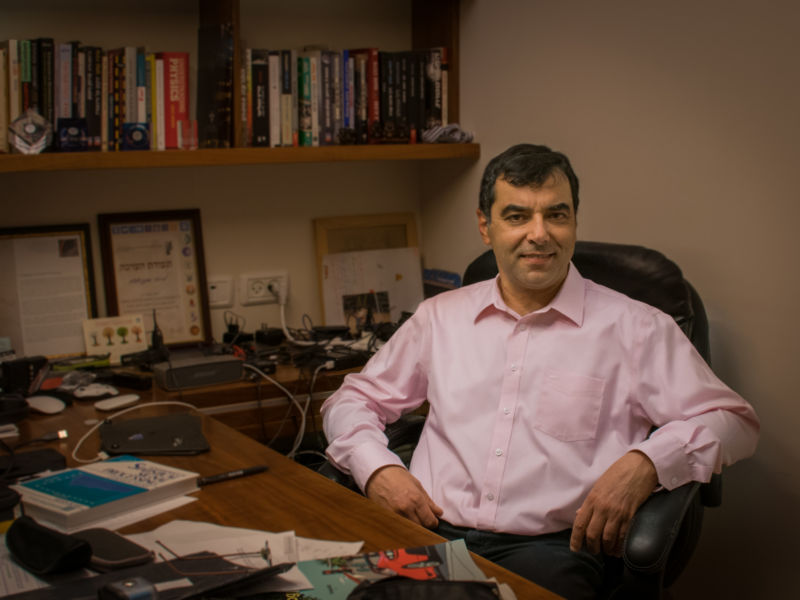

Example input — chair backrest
[462,241,711,364]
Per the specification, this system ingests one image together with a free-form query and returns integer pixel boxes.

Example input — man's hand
[365,465,444,529]
[570,451,659,557]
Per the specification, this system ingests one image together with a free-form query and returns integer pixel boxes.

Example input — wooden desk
[14,403,561,599]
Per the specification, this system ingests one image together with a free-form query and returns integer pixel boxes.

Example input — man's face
[477,174,577,314]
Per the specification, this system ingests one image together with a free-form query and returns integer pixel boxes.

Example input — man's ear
[477,208,491,246]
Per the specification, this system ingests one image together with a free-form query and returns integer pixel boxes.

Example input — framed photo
[0,223,97,357]
[98,209,211,346]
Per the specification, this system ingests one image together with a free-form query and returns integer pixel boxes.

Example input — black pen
[197,465,269,486]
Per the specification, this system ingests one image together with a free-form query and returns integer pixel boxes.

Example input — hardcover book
[11,455,198,532]
[157,51,189,149]
[197,22,234,149]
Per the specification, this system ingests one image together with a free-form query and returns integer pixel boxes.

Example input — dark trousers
[435,520,612,600]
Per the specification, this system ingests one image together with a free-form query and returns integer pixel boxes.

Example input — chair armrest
[317,460,360,492]
[623,482,702,574]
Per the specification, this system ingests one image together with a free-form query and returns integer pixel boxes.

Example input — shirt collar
[474,263,586,326]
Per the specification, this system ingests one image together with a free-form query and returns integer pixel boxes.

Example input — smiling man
[322,143,759,599]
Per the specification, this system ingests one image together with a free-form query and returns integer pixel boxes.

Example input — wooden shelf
[0,143,480,173]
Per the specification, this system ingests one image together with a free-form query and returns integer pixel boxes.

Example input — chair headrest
[462,241,693,326]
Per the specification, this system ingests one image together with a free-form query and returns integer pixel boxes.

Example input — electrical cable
[242,363,306,458]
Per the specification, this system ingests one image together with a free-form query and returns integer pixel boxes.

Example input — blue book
[12,455,198,532]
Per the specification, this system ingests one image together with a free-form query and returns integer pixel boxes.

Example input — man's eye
[506,214,525,223]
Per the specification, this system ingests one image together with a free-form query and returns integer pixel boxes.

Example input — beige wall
[3,0,798,596]
[421,1,799,597]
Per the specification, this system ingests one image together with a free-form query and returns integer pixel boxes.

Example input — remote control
[94,394,140,411]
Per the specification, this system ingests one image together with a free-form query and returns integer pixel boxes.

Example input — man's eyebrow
[546,202,572,213]
[499,204,531,217]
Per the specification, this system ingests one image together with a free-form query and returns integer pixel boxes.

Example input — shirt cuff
[347,441,406,493]
[635,430,696,491]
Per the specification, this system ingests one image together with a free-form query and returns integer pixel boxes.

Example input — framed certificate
[98,209,211,346]
[0,223,97,357]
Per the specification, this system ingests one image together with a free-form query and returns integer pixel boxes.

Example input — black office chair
[320,241,720,599]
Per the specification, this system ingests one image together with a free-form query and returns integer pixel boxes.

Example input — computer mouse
[26,395,67,415]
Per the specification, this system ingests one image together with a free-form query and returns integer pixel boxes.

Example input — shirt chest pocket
[532,370,606,442]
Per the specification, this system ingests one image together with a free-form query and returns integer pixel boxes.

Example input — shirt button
[510,364,518,372]
[503,407,511,415]
[519,324,527,331]
[671,477,679,485]
[487,493,495,501]
[495,448,503,456]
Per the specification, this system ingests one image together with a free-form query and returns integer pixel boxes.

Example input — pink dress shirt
[321,265,760,536]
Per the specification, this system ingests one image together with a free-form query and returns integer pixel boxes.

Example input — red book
[157,51,189,149]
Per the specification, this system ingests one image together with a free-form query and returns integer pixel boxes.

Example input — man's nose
[525,215,549,245]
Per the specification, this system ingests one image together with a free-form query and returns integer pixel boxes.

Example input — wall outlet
[207,276,234,308]
[239,270,289,306]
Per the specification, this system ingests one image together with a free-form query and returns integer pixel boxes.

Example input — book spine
[331,52,344,144]
[354,53,367,144]
[297,55,311,146]
[319,51,333,146]
[18,40,32,112]
[55,42,71,122]
[440,46,449,126]
[100,52,108,151]
[6,40,21,122]
[77,46,86,119]
[398,51,409,141]
[136,48,146,123]
[159,52,189,149]
[29,39,39,114]
[37,38,55,129]
[424,47,443,130]
[0,47,7,152]
[407,51,419,144]
[250,49,269,147]
[69,41,80,119]
[197,22,234,149]
[84,47,100,149]
[111,48,124,150]
[289,49,298,146]
[268,50,281,147]
[341,49,351,131]
[379,51,393,141]
[123,46,136,123]
[365,48,379,143]
[154,57,165,150]
[244,47,252,146]
[144,53,154,142]
[308,51,320,147]
[280,49,292,146]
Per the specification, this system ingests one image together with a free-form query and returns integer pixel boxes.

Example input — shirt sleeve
[631,310,760,490]
[321,305,431,492]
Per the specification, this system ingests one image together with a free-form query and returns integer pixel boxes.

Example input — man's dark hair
[478,143,580,220]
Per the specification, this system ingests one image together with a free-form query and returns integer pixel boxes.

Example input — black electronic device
[0,356,48,395]
[153,354,243,390]
[73,528,154,572]
[0,393,29,424]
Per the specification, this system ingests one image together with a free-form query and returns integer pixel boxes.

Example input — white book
[11,455,198,532]
[155,57,166,150]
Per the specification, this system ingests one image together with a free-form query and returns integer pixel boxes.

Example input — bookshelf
[0,0,476,174]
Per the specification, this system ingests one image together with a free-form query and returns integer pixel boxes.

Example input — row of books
[1,36,448,154]
[0,38,190,153]
[241,45,448,148]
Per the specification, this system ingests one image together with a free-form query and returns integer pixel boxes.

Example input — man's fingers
[570,506,591,552]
